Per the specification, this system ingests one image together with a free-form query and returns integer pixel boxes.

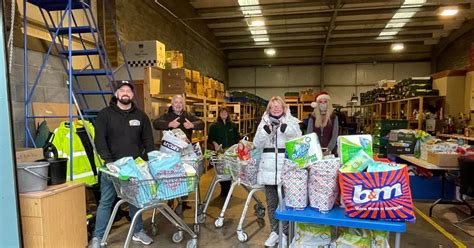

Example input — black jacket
[208,121,240,149]
[94,97,155,163]
[153,106,204,141]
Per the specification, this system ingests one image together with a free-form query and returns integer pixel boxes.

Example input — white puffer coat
[253,109,302,185]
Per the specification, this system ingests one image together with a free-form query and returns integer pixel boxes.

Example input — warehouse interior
[2,0,474,247]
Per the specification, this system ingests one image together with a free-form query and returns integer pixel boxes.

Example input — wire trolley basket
[209,155,231,176]
[103,170,198,209]
[225,156,259,186]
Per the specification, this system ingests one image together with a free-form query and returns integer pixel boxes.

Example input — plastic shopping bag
[308,158,341,212]
[113,157,154,206]
[290,223,332,248]
[160,130,189,154]
[282,159,308,209]
[339,164,415,222]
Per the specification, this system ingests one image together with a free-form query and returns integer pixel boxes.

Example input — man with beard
[89,81,155,248]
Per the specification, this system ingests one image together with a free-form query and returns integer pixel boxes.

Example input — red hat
[316,91,331,102]
[311,91,331,108]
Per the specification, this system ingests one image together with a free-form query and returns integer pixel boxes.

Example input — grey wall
[228,62,431,105]
[113,0,227,82]
[10,47,68,147]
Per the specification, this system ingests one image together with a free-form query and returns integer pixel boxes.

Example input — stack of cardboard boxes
[204,77,225,100]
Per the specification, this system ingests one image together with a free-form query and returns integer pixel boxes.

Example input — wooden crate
[20,182,87,248]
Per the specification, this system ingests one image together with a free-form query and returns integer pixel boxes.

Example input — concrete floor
[100,168,474,248]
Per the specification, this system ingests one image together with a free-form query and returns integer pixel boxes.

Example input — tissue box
[337,135,373,165]
[285,133,323,168]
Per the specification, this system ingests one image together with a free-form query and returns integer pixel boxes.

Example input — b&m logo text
[352,183,402,204]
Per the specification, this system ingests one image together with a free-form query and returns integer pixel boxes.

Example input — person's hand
[280,123,287,133]
[168,117,180,129]
[213,143,221,151]
[183,118,194,129]
[323,149,331,156]
[263,124,272,134]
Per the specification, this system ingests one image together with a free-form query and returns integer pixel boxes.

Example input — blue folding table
[275,206,406,248]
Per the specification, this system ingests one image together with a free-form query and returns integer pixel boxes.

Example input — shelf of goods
[373,120,409,157]
[360,96,445,132]
[224,102,262,140]
[151,93,223,147]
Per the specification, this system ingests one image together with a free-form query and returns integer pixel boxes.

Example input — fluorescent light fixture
[253,37,269,42]
[385,22,406,28]
[249,19,265,26]
[264,48,276,56]
[393,12,416,19]
[238,0,259,6]
[379,31,398,36]
[439,7,459,17]
[403,0,426,4]
[376,36,395,40]
[391,43,404,51]
[250,29,267,35]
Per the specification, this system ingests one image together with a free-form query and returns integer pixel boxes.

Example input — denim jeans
[94,173,143,238]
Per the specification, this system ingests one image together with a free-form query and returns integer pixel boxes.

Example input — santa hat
[311,91,331,108]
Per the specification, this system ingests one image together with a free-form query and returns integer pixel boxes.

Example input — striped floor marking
[414,206,467,248]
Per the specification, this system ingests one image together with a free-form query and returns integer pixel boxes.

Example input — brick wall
[435,24,474,71]
[102,0,227,82]
[10,47,68,147]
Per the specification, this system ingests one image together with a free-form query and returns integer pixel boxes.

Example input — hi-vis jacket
[52,120,100,185]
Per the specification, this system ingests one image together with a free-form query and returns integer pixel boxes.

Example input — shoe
[264,231,279,247]
[182,202,192,210]
[132,230,153,245]
[89,237,100,248]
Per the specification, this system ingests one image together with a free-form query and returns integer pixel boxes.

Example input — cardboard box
[196,83,205,96]
[300,92,317,102]
[192,70,201,83]
[427,152,460,167]
[16,148,44,163]
[163,68,186,80]
[203,77,210,86]
[160,78,186,94]
[206,88,216,98]
[218,82,225,91]
[185,69,192,81]
[125,40,166,69]
[205,78,213,89]
[165,51,183,69]
[185,81,194,94]
[144,67,163,95]
[216,91,225,100]
[387,142,415,155]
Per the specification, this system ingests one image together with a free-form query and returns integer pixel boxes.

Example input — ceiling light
[250,29,267,35]
[253,37,269,42]
[264,48,276,56]
[385,22,406,28]
[249,19,265,27]
[393,12,416,19]
[403,0,426,5]
[439,7,459,17]
[379,31,398,36]
[391,43,404,51]
[238,0,259,6]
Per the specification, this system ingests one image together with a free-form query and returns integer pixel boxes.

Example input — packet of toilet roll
[338,135,373,165]
[285,133,323,168]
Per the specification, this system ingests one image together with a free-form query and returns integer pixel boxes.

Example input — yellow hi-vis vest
[52,120,102,185]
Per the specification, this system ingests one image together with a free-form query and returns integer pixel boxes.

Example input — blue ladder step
[59,49,100,56]
[76,90,113,95]
[49,26,97,35]
[27,0,91,11]
[72,69,109,76]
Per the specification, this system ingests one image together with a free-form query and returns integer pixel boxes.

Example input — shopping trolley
[150,157,203,239]
[214,156,266,242]
[198,155,232,224]
[99,168,198,248]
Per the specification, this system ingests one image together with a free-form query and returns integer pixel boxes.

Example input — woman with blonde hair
[253,96,302,247]
[307,91,339,155]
